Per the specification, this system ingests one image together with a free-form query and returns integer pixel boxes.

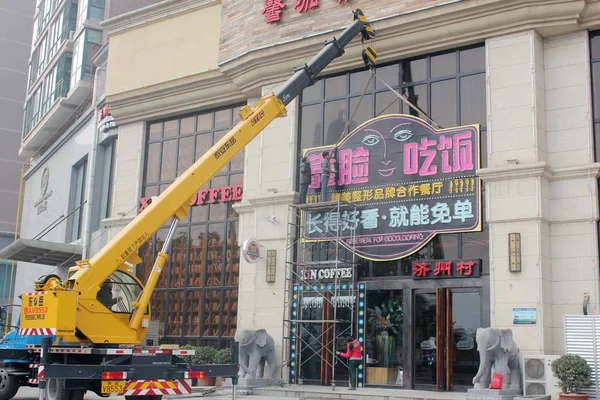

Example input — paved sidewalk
[166,385,468,400]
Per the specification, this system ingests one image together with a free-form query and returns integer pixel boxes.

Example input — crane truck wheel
[0,368,20,400]
[125,395,162,400]
[45,378,84,400]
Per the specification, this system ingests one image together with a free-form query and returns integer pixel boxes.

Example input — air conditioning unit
[522,355,560,400]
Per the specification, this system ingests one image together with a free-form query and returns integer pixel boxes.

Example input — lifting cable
[330,65,444,154]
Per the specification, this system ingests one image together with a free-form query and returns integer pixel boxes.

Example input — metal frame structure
[282,199,365,389]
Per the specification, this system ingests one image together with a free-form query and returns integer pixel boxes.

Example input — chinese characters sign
[263,0,348,23]
[301,114,482,261]
[411,259,481,279]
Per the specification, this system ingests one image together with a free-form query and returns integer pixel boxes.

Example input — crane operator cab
[96,270,143,313]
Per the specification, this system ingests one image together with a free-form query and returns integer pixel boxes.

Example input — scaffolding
[282,199,365,389]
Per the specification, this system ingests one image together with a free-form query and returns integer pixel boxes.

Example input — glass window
[140,103,244,347]
[99,137,116,220]
[67,157,88,243]
[431,79,457,128]
[431,52,456,79]
[297,44,488,282]
[365,290,403,386]
[97,271,143,314]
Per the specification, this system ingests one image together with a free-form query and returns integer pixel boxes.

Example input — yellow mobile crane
[1,9,376,400]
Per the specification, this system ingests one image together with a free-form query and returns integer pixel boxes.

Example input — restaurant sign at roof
[301,114,482,262]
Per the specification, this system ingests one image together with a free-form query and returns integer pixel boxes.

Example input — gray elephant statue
[472,327,521,390]
[234,328,277,379]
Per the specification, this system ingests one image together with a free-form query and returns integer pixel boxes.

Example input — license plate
[101,380,125,394]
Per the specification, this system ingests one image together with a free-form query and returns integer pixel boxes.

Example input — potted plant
[550,354,593,400]
[179,345,218,386]
[367,298,403,368]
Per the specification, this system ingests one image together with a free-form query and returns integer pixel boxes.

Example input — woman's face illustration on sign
[359,121,413,178]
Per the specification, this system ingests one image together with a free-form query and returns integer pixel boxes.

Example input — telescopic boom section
[68,9,376,330]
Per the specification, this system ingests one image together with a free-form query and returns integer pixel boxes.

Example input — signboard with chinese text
[411,259,481,279]
[301,114,481,261]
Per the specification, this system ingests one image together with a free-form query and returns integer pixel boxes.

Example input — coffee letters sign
[139,184,243,213]
[300,267,353,281]
[301,114,482,261]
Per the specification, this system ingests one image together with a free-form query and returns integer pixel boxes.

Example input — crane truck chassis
[2,8,376,400]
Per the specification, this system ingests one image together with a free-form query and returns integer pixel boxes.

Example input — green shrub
[214,348,232,364]
[550,354,593,394]
[178,345,217,365]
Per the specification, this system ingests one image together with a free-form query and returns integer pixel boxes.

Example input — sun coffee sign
[301,114,482,261]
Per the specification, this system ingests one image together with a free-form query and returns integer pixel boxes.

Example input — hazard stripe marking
[119,380,191,396]
[19,328,56,336]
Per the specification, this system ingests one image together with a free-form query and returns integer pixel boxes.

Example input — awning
[0,238,82,266]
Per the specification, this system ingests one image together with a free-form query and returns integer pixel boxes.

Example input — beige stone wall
[483,29,600,356]
[219,0,454,64]
[106,3,221,96]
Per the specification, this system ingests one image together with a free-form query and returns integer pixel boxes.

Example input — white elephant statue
[472,327,521,390]
[234,328,277,379]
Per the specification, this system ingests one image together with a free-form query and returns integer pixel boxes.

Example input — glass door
[413,290,442,389]
[413,288,482,391]
[449,290,481,388]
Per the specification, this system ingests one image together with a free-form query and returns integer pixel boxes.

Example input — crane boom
[19,9,376,345]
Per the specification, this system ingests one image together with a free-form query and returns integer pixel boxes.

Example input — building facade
[13,0,598,393]
[2,0,162,321]
[0,1,35,307]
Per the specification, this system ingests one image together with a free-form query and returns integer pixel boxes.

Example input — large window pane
[189,225,207,287]
[325,75,346,98]
[591,34,600,60]
[431,79,457,128]
[185,291,203,336]
[146,143,160,183]
[209,176,228,220]
[300,104,322,151]
[203,290,222,337]
[350,70,373,95]
[401,84,427,119]
[349,94,373,133]
[160,139,177,181]
[403,58,427,83]
[376,91,400,116]
[431,52,456,79]
[170,227,188,288]
[180,116,195,135]
[166,291,184,337]
[178,136,194,175]
[197,112,212,131]
[164,120,178,138]
[460,47,485,73]
[215,109,231,129]
[149,122,162,140]
[593,63,600,119]
[302,80,323,103]
[460,74,486,127]
[375,64,399,89]
[324,100,347,145]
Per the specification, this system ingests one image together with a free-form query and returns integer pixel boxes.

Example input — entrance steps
[252,385,467,400]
